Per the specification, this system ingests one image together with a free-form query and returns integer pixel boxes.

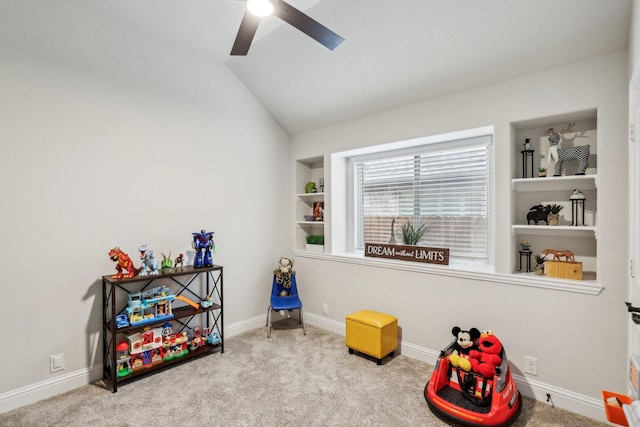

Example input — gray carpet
[3,321,607,426]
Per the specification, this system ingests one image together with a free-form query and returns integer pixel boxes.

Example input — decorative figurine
[542,248,575,263]
[523,138,532,150]
[526,204,551,225]
[546,123,590,176]
[305,181,316,193]
[192,230,215,268]
[108,247,140,279]
[138,244,159,276]
[161,252,173,274]
[388,218,397,244]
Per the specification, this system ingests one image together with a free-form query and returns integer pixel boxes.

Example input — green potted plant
[305,234,324,252]
[400,221,429,245]
[534,254,546,275]
[538,168,547,177]
[549,204,564,225]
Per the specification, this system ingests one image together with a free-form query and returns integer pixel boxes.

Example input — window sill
[293,250,603,295]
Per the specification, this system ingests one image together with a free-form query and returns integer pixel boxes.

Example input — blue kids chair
[266,273,307,338]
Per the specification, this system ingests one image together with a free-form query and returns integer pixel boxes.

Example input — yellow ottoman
[346,310,398,365]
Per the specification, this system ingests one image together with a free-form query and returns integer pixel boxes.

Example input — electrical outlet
[524,355,538,375]
[50,353,65,373]
[322,303,328,316]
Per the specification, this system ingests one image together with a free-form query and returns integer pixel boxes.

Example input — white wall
[0,4,290,411]
[291,51,629,421]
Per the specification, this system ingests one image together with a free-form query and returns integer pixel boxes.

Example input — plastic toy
[161,252,173,274]
[201,294,213,309]
[206,330,221,345]
[115,314,130,329]
[425,329,521,427]
[108,247,140,279]
[128,327,167,371]
[116,341,132,377]
[174,253,185,270]
[125,285,175,326]
[192,229,215,268]
[205,311,221,345]
[138,244,159,276]
[176,294,200,310]
[189,326,207,350]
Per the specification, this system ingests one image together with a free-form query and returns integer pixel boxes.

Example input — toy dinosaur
[108,247,140,279]
[161,252,173,274]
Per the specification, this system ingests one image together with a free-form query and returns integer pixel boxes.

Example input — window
[348,134,492,264]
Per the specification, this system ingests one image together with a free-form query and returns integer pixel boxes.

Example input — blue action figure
[192,229,215,268]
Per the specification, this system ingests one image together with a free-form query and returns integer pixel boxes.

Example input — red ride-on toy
[424,332,522,427]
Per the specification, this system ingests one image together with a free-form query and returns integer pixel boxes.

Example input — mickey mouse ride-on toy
[424,329,522,427]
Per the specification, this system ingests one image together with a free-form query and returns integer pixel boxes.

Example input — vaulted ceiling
[1,0,633,134]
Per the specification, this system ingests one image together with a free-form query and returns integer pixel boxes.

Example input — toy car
[207,331,221,345]
[115,314,129,329]
[424,335,521,426]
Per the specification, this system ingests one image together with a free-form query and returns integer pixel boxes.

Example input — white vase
[305,244,324,253]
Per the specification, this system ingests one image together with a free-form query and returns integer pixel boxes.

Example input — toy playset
[115,319,220,378]
[425,327,521,427]
[124,285,175,327]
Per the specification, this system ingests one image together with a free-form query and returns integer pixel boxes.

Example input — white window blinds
[351,135,492,264]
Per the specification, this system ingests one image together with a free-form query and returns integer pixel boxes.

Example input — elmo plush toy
[469,332,503,377]
[448,326,480,372]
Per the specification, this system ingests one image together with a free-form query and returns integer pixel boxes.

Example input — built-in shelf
[512,174,597,192]
[511,113,598,282]
[296,193,325,201]
[295,157,325,252]
[512,224,597,238]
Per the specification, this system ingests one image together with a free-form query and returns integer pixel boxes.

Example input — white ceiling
[1,0,633,134]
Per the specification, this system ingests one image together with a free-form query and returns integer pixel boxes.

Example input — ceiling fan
[231,0,345,56]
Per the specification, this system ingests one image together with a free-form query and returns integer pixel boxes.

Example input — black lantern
[570,189,586,226]
[521,138,534,178]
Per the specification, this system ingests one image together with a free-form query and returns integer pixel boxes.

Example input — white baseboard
[512,374,606,423]
[0,315,608,423]
[0,316,267,415]
[0,366,102,414]
[306,314,608,424]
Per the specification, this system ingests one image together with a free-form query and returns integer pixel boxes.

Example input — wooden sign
[364,243,449,265]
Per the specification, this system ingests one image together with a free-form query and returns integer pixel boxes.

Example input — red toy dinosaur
[108,247,140,279]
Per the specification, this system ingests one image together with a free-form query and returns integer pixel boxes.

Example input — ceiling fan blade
[231,12,261,56]
[274,0,344,51]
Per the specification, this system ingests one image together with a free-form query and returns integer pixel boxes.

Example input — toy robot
[138,244,159,276]
[192,229,215,268]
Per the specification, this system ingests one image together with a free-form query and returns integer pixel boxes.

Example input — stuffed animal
[273,257,295,295]
[448,326,480,372]
[469,332,503,378]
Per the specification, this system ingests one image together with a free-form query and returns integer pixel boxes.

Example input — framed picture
[313,202,324,221]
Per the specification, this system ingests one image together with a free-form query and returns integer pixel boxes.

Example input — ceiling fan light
[247,0,274,17]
